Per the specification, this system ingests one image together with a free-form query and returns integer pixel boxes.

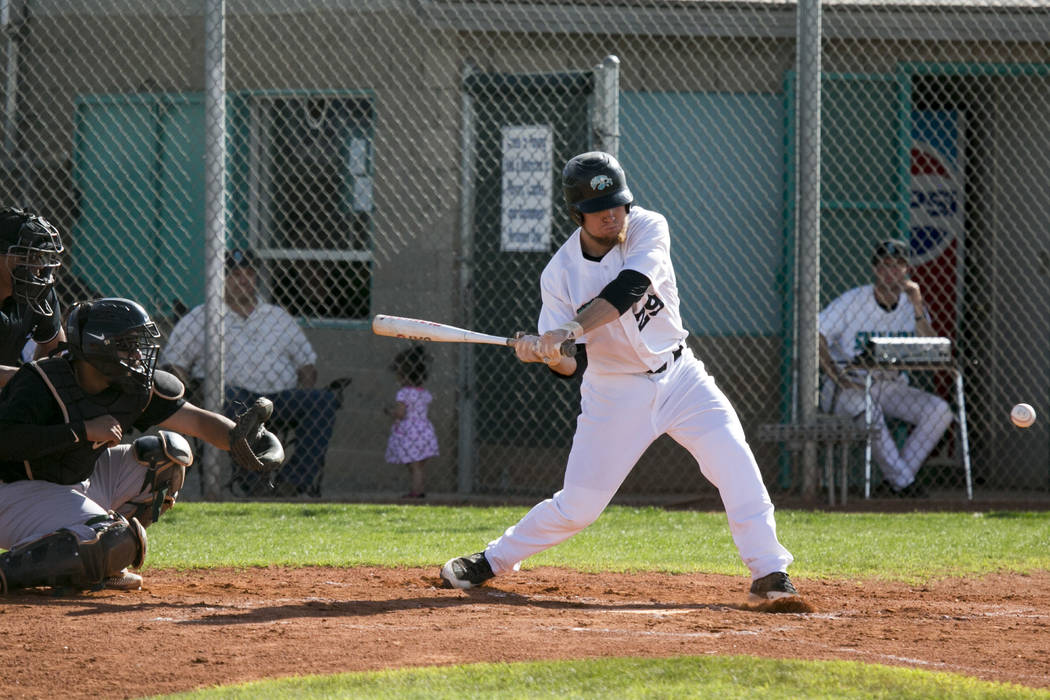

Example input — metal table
[858,362,972,500]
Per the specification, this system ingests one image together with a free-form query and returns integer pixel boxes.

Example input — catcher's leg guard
[119,430,193,527]
[0,513,147,593]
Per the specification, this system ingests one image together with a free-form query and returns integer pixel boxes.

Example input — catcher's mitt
[229,397,285,473]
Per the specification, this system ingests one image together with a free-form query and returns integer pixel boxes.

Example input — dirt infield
[2,567,1048,699]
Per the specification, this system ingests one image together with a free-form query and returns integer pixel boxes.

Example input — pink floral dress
[385,386,439,464]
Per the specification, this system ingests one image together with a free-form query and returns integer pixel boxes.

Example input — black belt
[647,346,684,374]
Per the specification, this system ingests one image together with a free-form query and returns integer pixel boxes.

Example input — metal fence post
[796,0,822,501]
[202,0,226,500]
[594,55,620,157]
[456,62,478,495]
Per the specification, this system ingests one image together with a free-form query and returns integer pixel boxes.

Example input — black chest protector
[24,358,152,485]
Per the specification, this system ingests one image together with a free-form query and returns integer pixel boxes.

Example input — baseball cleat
[103,569,143,591]
[875,479,929,499]
[748,571,798,603]
[440,551,494,589]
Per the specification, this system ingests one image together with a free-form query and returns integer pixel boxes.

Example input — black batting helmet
[65,298,161,393]
[871,239,911,266]
[562,151,633,225]
[0,207,64,316]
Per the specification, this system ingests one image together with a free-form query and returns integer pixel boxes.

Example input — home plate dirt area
[1,567,1048,699]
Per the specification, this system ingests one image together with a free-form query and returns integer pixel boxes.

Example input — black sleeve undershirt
[597,269,652,314]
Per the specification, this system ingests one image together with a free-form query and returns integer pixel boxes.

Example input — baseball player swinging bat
[372,314,577,360]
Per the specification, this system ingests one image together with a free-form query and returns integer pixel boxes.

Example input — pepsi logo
[910,140,964,265]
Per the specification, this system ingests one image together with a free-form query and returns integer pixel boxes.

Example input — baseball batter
[818,239,953,498]
[441,152,798,602]
[0,298,283,594]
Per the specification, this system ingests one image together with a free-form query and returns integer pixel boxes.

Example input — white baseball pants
[485,349,794,581]
[820,378,953,489]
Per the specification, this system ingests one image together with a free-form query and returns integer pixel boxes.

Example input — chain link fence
[3,0,1048,503]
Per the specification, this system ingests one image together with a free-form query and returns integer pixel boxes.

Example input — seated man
[163,249,339,497]
[818,239,954,498]
[0,297,283,593]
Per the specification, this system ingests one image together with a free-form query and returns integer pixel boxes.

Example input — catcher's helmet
[65,298,161,393]
[0,207,64,316]
[562,151,633,225]
[871,238,911,266]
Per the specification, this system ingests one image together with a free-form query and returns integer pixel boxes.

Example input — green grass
[147,503,1050,582]
[148,655,1050,699]
[129,504,1050,699]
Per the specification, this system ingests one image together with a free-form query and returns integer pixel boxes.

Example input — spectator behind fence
[818,238,954,499]
[162,249,339,497]
[384,345,439,499]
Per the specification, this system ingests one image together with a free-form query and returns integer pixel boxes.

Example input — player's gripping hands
[512,330,576,375]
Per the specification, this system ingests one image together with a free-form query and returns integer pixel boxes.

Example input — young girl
[384,345,438,498]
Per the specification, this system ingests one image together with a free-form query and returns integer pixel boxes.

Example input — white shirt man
[164,300,316,395]
[818,239,953,497]
[163,250,338,497]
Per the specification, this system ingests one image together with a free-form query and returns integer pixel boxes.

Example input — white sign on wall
[501,125,552,252]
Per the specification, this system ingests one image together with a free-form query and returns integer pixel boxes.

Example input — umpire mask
[2,209,64,316]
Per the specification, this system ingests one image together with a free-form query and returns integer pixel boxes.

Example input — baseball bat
[372,314,576,358]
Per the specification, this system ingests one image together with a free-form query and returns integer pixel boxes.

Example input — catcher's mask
[0,207,64,316]
[562,151,634,225]
[65,297,161,394]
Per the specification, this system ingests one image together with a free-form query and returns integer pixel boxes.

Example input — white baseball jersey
[819,284,925,364]
[483,205,794,582]
[537,206,687,374]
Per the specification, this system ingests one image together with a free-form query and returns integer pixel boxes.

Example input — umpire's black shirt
[0,289,62,364]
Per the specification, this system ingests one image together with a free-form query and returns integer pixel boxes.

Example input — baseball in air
[1010,403,1036,428]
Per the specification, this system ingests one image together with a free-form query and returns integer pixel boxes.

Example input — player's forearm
[160,403,235,450]
[914,316,936,337]
[545,354,577,376]
[564,298,620,337]
[906,284,936,337]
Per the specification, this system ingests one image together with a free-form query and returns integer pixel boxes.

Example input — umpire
[0,206,66,385]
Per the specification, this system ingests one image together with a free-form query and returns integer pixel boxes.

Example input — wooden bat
[372,314,576,358]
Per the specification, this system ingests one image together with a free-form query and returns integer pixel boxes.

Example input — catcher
[0,297,283,594]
